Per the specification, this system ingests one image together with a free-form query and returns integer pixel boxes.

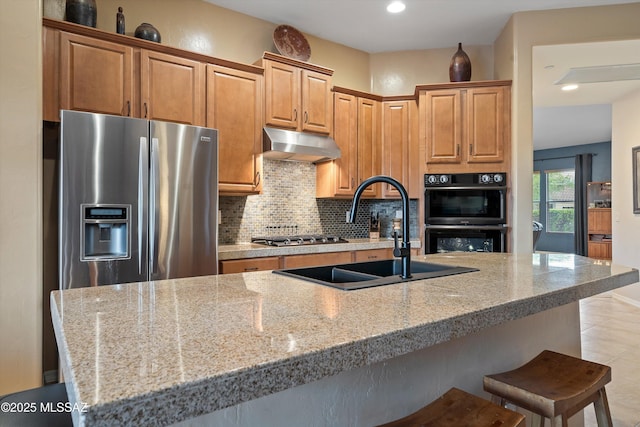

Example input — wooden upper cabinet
[206,64,263,195]
[381,101,410,198]
[316,90,379,198]
[357,97,380,197]
[423,89,462,164]
[264,60,299,129]
[419,81,511,172]
[140,50,205,126]
[301,69,333,134]
[465,86,506,163]
[322,92,358,197]
[262,53,333,135]
[59,31,134,117]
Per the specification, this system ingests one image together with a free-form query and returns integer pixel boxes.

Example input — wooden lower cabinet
[354,248,393,262]
[587,241,612,260]
[219,257,280,274]
[283,251,352,269]
[219,248,396,274]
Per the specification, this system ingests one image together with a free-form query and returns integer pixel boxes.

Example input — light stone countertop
[218,238,422,260]
[50,252,638,426]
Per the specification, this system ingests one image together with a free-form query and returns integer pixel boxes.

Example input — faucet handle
[393,230,401,257]
[393,230,409,258]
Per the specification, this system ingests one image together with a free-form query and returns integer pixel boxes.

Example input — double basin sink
[273,259,478,290]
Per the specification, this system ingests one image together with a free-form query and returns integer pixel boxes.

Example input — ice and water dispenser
[81,205,130,260]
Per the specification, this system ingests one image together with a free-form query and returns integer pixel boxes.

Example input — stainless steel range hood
[262,127,340,163]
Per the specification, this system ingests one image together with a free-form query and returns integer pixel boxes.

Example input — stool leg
[490,394,506,407]
[530,413,545,427]
[593,388,613,427]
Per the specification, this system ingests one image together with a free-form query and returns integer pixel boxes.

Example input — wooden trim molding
[43,17,264,75]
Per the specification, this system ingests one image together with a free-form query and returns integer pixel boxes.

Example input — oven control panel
[424,172,506,187]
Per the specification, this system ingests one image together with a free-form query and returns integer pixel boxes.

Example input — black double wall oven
[424,172,507,253]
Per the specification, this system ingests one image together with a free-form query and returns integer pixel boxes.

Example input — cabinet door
[207,65,263,195]
[353,248,393,262]
[219,257,280,274]
[318,92,357,197]
[283,251,352,269]
[588,208,612,234]
[358,97,380,197]
[424,89,462,164]
[59,31,133,117]
[588,241,612,260]
[465,86,506,163]
[382,101,409,198]
[140,50,205,125]
[301,69,332,134]
[264,60,299,129]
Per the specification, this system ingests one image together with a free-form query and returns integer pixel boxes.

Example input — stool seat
[484,350,612,427]
[0,383,73,427]
[377,387,526,427]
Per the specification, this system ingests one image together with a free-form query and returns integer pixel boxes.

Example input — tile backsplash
[219,159,418,244]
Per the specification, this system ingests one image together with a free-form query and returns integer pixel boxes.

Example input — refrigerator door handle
[138,137,147,275]
[149,137,159,275]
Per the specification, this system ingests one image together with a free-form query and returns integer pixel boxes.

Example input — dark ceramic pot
[135,23,161,43]
[449,42,472,82]
[65,0,97,28]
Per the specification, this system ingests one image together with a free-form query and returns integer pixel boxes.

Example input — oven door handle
[425,224,507,230]
[425,185,506,191]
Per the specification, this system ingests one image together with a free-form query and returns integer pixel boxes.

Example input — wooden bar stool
[483,350,613,427]
[377,387,526,427]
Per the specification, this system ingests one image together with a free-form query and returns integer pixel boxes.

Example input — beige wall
[44,0,371,90]
[370,45,494,95]
[0,0,43,394]
[611,89,640,303]
[494,2,640,254]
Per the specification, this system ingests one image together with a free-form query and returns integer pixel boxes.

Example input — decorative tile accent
[219,160,419,243]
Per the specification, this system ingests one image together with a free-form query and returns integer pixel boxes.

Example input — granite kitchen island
[50,252,638,426]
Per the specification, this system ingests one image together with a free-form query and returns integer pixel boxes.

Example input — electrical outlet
[218,210,221,225]
[346,211,350,222]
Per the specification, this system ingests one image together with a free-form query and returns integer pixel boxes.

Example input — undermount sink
[273,259,478,290]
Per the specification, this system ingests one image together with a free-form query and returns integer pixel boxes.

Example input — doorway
[533,160,576,253]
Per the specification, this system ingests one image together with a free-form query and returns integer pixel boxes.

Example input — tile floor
[580,293,640,427]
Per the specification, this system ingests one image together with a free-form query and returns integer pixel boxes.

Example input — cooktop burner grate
[251,235,349,247]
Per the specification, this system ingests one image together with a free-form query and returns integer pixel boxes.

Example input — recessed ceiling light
[561,84,579,91]
[387,1,406,13]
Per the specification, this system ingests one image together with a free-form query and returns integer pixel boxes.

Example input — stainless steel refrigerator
[59,110,218,289]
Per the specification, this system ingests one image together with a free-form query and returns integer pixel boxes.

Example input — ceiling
[205,0,640,150]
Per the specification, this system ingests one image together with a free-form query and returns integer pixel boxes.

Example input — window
[546,169,575,233]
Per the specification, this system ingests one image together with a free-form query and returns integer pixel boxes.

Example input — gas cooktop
[251,235,349,247]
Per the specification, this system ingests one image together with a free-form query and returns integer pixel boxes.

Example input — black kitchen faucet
[347,175,412,279]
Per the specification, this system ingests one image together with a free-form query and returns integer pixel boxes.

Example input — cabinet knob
[254,171,261,187]
[304,111,308,123]
[126,101,131,117]
[469,143,473,155]
[144,102,148,118]
[293,108,297,121]
[456,144,460,156]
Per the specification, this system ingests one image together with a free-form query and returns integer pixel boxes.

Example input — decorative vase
[65,0,97,28]
[134,23,161,43]
[449,42,472,82]
[116,7,125,35]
